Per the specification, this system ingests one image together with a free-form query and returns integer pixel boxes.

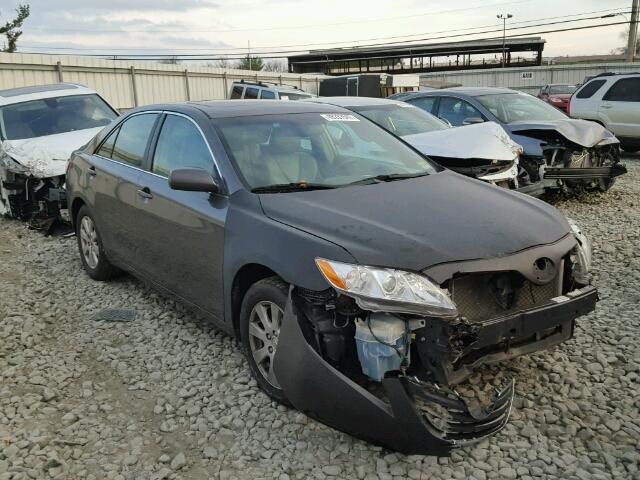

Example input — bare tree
[613,27,640,56]
[1,4,30,53]
[263,59,288,72]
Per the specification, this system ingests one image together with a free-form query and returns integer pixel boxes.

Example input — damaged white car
[0,83,118,230]
[307,97,535,193]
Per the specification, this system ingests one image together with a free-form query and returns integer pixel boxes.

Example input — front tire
[76,205,121,280]
[239,277,290,404]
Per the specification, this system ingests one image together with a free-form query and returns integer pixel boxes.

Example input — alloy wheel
[248,300,283,389]
[79,216,100,269]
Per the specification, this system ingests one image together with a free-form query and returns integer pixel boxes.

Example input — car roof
[0,83,100,106]
[133,99,352,119]
[306,96,407,108]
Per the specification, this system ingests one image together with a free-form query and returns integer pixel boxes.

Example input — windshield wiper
[347,171,430,186]
[251,182,337,193]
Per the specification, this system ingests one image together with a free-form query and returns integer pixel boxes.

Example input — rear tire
[76,205,121,281]
[239,277,290,405]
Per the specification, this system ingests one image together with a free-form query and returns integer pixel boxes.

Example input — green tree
[236,54,264,71]
[1,4,30,53]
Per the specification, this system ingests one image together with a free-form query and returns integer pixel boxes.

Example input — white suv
[229,81,315,101]
[569,73,640,153]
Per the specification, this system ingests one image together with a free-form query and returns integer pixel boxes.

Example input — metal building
[288,37,545,75]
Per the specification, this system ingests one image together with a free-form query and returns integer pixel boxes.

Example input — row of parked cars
[0,77,629,454]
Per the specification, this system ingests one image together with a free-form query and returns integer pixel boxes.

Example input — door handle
[137,187,153,199]
[601,104,613,109]
[88,166,97,177]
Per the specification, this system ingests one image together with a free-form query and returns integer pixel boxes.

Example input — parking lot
[0,154,637,480]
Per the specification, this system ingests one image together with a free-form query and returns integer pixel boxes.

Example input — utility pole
[248,40,251,71]
[628,0,639,62]
[497,13,513,67]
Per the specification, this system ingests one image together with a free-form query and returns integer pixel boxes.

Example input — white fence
[0,53,324,110]
[420,62,640,94]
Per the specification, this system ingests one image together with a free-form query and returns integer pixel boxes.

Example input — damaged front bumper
[415,285,597,385]
[274,289,515,455]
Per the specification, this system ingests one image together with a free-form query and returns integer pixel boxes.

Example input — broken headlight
[567,218,592,284]
[315,258,458,317]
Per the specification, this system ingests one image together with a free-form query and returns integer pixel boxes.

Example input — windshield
[351,104,448,137]
[0,94,117,140]
[549,85,577,95]
[476,93,567,124]
[214,112,437,190]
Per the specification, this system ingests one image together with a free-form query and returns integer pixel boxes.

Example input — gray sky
[0,0,632,60]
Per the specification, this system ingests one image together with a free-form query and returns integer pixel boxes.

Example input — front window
[548,85,576,95]
[351,104,448,137]
[214,112,437,190]
[476,93,567,123]
[0,94,117,140]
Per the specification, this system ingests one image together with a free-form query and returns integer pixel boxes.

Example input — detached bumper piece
[273,291,515,455]
[544,164,627,180]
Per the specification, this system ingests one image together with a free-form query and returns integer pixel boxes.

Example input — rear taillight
[566,97,571,116]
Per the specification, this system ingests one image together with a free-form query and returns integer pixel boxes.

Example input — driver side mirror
[462,117,485,125]
[168,168,220,193]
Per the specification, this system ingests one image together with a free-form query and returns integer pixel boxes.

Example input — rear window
[260,89,276,99]
[230,85,243,99]
[575,80,606,99]
[0,94,117,141]
[548,85,576,95]
[279,92,312,101]
[244,87,259,99]
[603,78,640,102]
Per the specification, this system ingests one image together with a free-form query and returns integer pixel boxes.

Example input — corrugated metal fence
[420,62,640,94]
[0,52,324,110]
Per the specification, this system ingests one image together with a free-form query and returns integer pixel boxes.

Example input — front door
[134,113,227,320]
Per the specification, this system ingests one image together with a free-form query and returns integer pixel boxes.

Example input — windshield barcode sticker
[320,114,360,122]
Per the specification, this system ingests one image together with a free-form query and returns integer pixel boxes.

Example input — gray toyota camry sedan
[66,100,597,455]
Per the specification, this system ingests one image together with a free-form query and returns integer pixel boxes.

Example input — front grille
[450,272,561,322]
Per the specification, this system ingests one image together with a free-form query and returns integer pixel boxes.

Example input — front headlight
[315,258,458,317]
[567,218,592,284]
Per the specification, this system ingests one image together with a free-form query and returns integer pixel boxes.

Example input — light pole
[497,13,513,67]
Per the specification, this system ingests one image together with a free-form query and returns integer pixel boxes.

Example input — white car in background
[569,73,640,153]
[0,83,118,230]
[230,80,315,101]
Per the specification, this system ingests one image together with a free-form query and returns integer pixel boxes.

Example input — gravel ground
[1,156,639,480]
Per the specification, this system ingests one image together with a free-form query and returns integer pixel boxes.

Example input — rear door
[90,112,160,265]
[134,112,228,319]
[599,77,640,137]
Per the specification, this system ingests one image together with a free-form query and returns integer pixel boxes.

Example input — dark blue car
[397,87,626,193]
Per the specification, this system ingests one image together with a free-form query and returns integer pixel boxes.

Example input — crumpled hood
[1,127,103,178]
[402,121,521,162]
[506,119,619,148]
[259,170,570,271]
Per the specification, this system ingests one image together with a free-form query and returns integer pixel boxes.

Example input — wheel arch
[70,197,86,228]
[231,263,280,338]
